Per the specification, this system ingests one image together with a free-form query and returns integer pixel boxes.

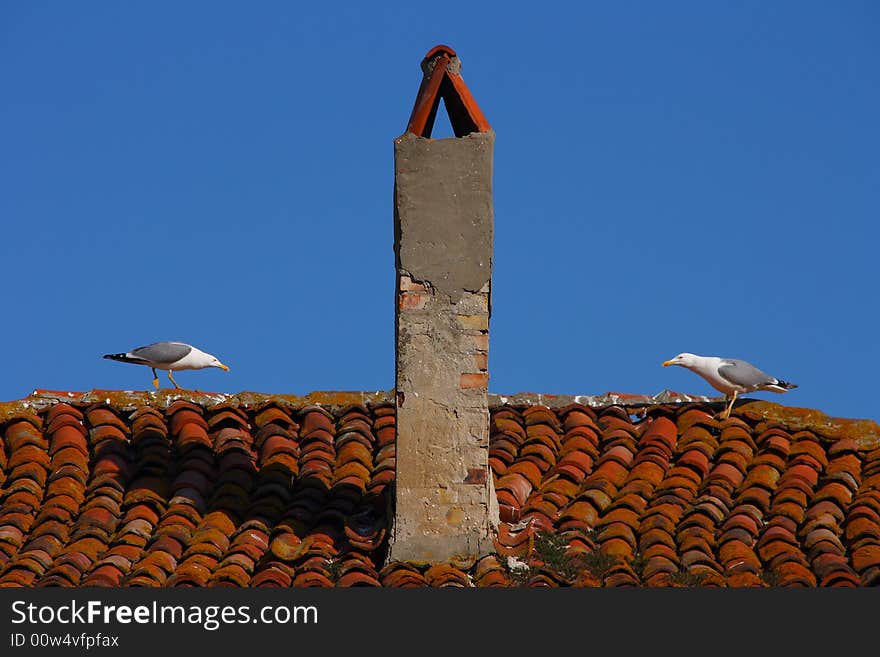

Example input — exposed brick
[460,373,489,389]
[473,353,488,371]
[457,314,489,331]
[399,292,429,310]
[399,275,429,293]
[471,334,489,352]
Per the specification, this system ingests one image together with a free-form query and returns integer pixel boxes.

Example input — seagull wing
[717,359,778,391]
[130,342,193,366]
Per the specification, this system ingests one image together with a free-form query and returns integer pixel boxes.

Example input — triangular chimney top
[405,45,491,138]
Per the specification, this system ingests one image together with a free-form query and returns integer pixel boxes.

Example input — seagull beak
[218,363,230,372]
[662,360,675,367]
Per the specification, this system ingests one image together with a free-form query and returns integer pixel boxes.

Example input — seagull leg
[151,368,159,390]
[167,371,183,390]
[723,391,738,420]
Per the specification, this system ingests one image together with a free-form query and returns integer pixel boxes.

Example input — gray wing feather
[130,342,192,364]
[717,359,776,389]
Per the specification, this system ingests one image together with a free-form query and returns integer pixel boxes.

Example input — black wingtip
[779,380,798,390]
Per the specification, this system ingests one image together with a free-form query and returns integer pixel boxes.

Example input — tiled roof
[1,390,878,587]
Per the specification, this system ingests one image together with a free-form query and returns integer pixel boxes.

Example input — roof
[1,389,878,587]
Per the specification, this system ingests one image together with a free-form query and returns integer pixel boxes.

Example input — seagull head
[199,351,230,371]
[662,352,699,369]
[210,355,230,372]
[185,345,230,372]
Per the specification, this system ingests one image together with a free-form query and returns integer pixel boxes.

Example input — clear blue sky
[2,2,878,420]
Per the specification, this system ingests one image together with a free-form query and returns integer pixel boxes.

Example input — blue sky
[2,2,878,420]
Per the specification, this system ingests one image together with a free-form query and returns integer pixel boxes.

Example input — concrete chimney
[388,46,499,562]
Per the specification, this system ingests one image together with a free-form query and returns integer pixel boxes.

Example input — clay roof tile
[2,392,878,587]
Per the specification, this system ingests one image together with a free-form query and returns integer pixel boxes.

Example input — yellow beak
[218,363,230,372]
[662,360,675,367]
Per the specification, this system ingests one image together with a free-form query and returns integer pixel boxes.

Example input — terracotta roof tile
[250,562,293,587]
[2,393,880,586]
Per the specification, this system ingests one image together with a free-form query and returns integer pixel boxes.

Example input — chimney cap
[405,44,491,138]
[423,44,457,61]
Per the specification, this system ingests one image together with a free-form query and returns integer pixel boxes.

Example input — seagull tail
[768,379,798,392]
[103,353,146,365]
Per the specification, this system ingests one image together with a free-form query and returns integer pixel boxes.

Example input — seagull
[103,341,230,390]
[662,352,797,419]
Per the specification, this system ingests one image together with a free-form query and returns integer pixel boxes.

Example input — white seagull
[662,352,797,419]
[104,341,230,390]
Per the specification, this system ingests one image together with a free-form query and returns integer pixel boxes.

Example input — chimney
[388,46,499,562]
